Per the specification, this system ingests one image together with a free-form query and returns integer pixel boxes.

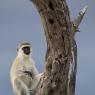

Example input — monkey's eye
[22,46,30,55]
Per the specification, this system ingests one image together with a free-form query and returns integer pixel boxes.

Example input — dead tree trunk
[30,0,88,95]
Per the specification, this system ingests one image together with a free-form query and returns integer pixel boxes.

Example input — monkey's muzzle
[22,46,30,55]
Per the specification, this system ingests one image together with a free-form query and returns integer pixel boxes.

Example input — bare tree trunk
[30,0,88,95]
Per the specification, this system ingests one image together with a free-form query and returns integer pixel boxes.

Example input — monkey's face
[22,46,31,55]
[17,42,32,57]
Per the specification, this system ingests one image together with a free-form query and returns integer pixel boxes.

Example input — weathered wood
[72,5,88,34]
[30,0,88,95]
[68,6,88,95]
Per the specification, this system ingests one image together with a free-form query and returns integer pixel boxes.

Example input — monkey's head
[17,42,32,57]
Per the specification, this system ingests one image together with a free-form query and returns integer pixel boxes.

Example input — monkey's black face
[22,46,31,55]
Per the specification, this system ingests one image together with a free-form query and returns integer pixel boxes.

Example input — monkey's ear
[17,44,20,52]
[17,48,18,51]
[17,47,19,52]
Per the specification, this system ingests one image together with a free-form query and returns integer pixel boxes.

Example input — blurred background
[0,0,95,95]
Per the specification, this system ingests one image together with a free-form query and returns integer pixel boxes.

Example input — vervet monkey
[10,42,42,95]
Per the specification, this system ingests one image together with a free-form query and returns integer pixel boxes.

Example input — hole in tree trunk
[48,18,54,24]
[49,1,54,10]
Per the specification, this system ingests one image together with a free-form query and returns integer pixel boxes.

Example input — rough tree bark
[30,0,88,95]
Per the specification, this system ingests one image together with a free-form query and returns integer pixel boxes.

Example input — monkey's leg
[14,78,30,95]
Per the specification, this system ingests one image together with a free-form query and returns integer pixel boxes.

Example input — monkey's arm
[30,59,39,76]
[29,73,43,92]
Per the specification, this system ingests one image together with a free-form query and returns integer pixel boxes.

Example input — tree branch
[67,5,88,95]
[72,5,88,33]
